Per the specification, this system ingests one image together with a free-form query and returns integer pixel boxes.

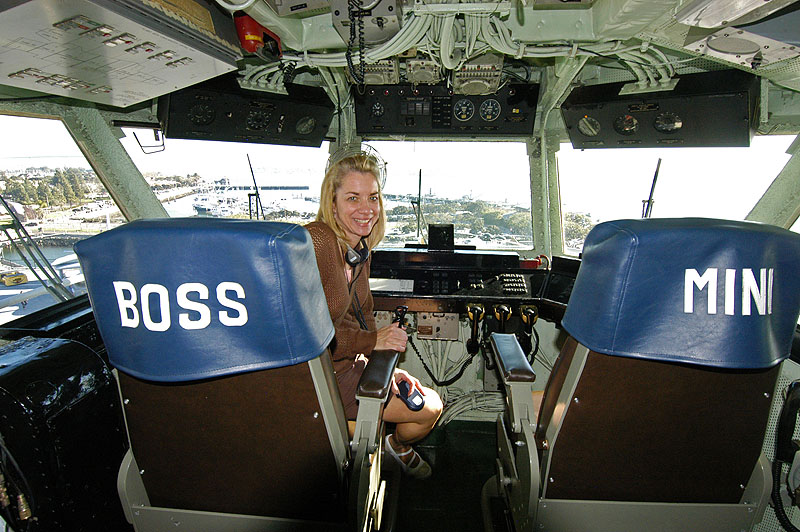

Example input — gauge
[453,98,475,122]
[295,116,317,135]
[479,99,501,122]
[245,109,271,130]
[188,103,215,126]
[576,116,601,137]
[654,111,683,133]
[371,102,385,118]
[613,114,639,136]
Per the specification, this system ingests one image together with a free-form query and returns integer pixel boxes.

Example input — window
[557,136,795,255]
[0,114,102,324]
[120,130,330,222]
[370,141,532,250]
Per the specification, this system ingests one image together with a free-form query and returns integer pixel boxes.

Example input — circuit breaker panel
[0,0,241,108]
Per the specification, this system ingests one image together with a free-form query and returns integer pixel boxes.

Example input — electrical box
[0,0,240,107]
[416,312,459,341]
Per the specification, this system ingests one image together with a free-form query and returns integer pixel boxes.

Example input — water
[3,245,78,265]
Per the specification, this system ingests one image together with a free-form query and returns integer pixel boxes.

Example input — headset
[345,238,370,267]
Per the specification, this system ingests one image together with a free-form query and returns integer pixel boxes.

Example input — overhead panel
[355,83,540,137]
[560,70,759,149]
[0,0,241,108]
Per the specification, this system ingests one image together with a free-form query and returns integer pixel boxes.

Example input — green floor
[392,420,505,532]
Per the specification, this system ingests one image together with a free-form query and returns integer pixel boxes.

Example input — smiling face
[333,170,381,248]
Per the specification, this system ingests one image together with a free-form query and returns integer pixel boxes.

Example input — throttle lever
[494,304,511,334]
[466,304,484,355]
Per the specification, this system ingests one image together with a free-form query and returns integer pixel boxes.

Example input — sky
[0,114,796,224]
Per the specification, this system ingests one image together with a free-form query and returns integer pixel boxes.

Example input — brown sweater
[305,221,377,372]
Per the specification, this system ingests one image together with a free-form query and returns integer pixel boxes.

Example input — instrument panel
[354,83,539,137]
[370,248,580,323]
[561,70,758,149]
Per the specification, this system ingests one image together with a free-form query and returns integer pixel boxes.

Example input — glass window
[557,136,795,254]
[369,141,532,250]
[120,129,330,222]
[0,114,101,324]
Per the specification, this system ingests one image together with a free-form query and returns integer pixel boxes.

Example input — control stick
[393,305,408,327]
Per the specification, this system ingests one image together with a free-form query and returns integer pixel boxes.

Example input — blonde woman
[306,149,442,480]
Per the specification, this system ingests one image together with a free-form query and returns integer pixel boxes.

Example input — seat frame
[115,349,398,532]
[485,333,774,532]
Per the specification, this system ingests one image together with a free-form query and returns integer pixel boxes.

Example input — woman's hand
[375,323,408,352]
[392,367,425,397]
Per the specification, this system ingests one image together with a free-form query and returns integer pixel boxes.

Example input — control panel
[371,248,581,323]
[159,74,334,147]
[561,69,758,149]
[0,0,240,108]
[354,83,540,137]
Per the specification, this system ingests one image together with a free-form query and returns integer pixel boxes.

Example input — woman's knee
[421,386,443,422]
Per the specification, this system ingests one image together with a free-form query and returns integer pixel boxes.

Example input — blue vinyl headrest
[74,218,335,382]
[561,218,800,369]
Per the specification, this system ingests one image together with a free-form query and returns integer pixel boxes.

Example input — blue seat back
[75,218,335,382]
[561,218,800,369]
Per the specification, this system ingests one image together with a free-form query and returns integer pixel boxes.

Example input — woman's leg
[382,383,443,466]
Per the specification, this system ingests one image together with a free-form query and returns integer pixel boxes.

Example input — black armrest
[357,350,400,399]
[490,333,536,383]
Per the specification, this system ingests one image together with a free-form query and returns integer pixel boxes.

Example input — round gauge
[654,111,683,133]
[188,103,215,126]
[613,114,639,136]
[479,99,501,122]
[295,116,317,135]
[453,98,475,122]
[371,102,385,118]
[245,110,271,130]
[576,115,601,137]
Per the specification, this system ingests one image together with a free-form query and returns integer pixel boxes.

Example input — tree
[563,212,595,243]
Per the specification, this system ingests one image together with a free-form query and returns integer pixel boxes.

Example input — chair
[74,218,397,532]
[487,218,800,532]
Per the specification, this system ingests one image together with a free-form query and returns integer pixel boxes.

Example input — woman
[306,150,443,480]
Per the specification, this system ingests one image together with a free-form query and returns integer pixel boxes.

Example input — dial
[245,109,271,130]
[479,99,501,122]
[654,111,683,133]
[453,98,475,122]
[371,102,385,118]
[613,114,639,136]
[576,116,601,137]
[188,103,215,126]
[295,116,317,135]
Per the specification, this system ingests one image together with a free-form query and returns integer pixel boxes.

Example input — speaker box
[159,74,334,147]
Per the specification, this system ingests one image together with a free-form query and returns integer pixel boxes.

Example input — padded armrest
[357,350,400,400]
[491,333,536,383]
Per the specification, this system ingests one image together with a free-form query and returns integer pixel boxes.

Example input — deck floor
[393,420,506,532]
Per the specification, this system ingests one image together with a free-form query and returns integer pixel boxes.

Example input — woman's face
[333,170,380,247]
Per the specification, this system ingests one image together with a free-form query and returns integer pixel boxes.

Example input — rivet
[139,469,145,475]
[573,397,579,403]
[313,412,320,419]
[124,398,130,405]
[764,393,770,398]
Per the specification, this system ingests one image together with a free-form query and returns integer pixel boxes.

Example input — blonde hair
[316,153,387,252]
